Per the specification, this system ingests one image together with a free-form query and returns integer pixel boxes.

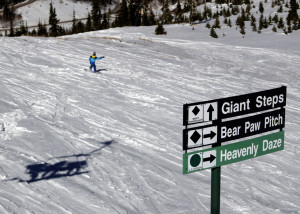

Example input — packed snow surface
[0,25,300,213]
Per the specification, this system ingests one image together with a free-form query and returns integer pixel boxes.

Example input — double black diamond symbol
[190,131,201,144]
[192,106,200,116]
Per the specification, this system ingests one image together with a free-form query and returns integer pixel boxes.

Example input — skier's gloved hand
[102,56,105,58]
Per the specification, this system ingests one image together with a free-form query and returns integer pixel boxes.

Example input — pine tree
[286,0,299,30]
[288,24,293,33]
[236,15,242,26]
[141,7,150,26]
[225,7,231,17]
[271,0,276,8]
[9,18,14,37]
[107,8,112,24]
[128,0,141,26]
[202,6,208,20]
[228,19,232,27]
[224,17,228,24]
[206,22,211,29]
[236,14,245,32]
[259,1,264,14]
[207,7,212,19]
[240,26,246,35]
[258,14,264,30]
[213,16,221,28]
[231,5,240,15]
[188,0,197,24]
[85,13,92,32]
[162,0,173,24]
[38,20,48,37]
[210,28,218,38]
[155,22,167,35]
[149,9,156,25]
[183,0,191,13]
[251,14,257,31]
[72,10,77,34]
[19,21,28,36]
[272,25,277,32]
[31,29,37,36]
[91,0,102,30]
[76,21,85,33]
[102,12,109,29]
[285,1,289,8]
[273,13,279,23]
[175,0,183,24]
[292,18,299,30]
[263,16,268,28]
[3,3,10,21]
[49,2,60,37]
[3,4,15,22]
[246,4,251,14]
[58,26,65,36]
[241,7,246,21]
[116,0,128,27]
[278,17,285,29]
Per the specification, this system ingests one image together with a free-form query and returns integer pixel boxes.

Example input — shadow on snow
[7,140,116,183]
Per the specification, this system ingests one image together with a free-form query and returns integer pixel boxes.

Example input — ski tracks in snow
[0,32,300,213]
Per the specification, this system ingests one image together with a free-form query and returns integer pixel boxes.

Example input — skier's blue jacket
[89,55,104,65]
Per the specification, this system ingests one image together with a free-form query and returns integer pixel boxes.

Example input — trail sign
[183,108,285,150]
[182,86,287,214]
[183,131,284,174]
[187,102,217,124]
[186,126,217,149]
[183,86,286,125]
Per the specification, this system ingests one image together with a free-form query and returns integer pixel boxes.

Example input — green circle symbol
[190,154,201,167]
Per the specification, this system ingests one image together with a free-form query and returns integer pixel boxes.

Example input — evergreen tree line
[0,0,25,9]
[205,0,299,38]
[1,0,299,37]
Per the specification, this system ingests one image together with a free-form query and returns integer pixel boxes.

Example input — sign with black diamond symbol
[188,105,203,124]
[185,126,218,149]
[191,131,201,143]
[192,106,200,115]
[188,130,203,148]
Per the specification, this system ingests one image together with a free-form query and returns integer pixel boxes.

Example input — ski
[84,68,106,73]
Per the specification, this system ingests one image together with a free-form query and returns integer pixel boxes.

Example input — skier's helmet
[93,52,96,56]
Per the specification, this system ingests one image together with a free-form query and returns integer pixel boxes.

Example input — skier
[89,52,105,72]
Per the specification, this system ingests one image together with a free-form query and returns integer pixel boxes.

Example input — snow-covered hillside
[16,0,93,26]
[0,25,300,213]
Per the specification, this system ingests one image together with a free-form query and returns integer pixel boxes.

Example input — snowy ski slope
[0,25,300,213]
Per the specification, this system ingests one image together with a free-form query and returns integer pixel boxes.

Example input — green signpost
[183,131,284,174]
[182,86,286,214]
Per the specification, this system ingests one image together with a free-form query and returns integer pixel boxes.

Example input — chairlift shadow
[6,140,116,183]
[22,160,89,183]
